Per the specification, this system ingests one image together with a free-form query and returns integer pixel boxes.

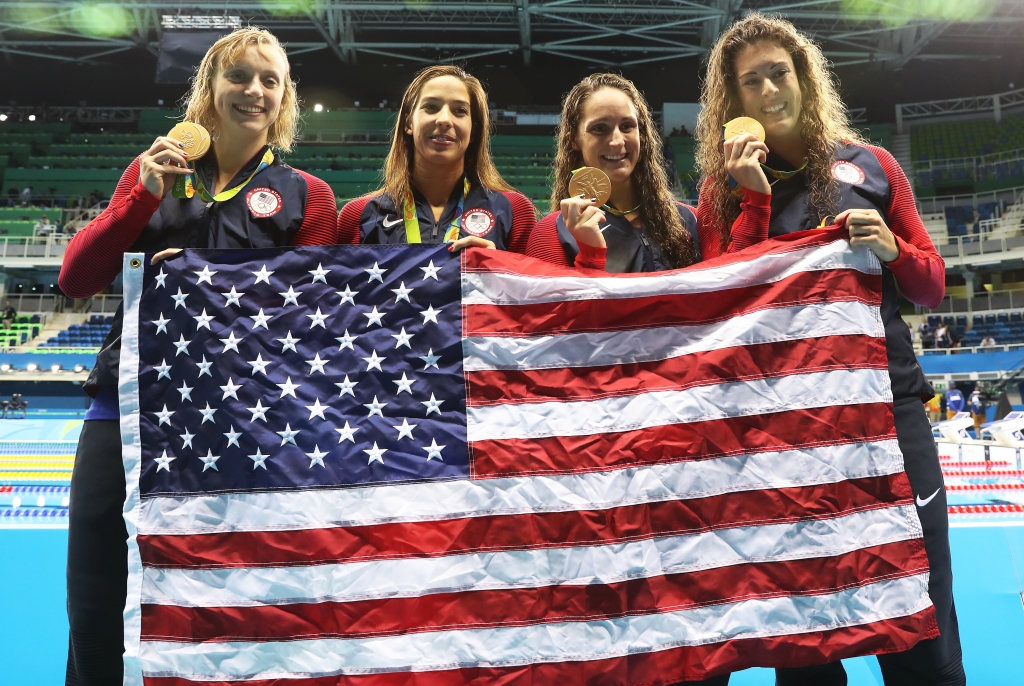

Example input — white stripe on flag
[141,505,920,606]
[463,300,883,371]
[138,439,903,535]
[462,240,881,306]
[467,368,892,441]
[138,573,930,678]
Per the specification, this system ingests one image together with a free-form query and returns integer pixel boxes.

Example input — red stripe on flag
[471,403,896,478]
[142,608,938,684]
[140,540,928,641]
[467,335,887,406]
[138,475,911,568]
[465,269,880,337]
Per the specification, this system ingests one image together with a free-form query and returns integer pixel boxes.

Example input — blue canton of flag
[128,244,467,497]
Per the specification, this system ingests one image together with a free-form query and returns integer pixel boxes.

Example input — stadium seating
[36,316,113,350]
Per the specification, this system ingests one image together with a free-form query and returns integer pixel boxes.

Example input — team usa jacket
[58,146,339,393]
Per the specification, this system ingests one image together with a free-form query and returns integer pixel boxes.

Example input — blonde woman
[695,14,962,686]
[526,73,703,272]
[59,27,337,684]
[338,65,536,252]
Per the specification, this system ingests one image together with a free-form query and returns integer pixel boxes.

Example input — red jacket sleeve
[58,156,162,299]
[863,144,945,308]
[695,181,771,259]
[338,195,373,245]
[525,212,607,271]
[498,190,537,254]
[292,170,340,246]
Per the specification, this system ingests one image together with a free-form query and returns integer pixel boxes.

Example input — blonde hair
[695,12,865,250]
[380,65,513,205]
[551,73,696,268]
[182,27,299,153]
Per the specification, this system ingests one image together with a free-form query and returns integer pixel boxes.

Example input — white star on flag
[200,449,220,472]
[154,449,175,472]
[364,396,388,418]
[335,421,359,443]
[422,393,444,416]
[309,263,331,283]
[248,448,270,470]
[194,265,217,285]
[306,398,328,420]
[155,268,167,288]
[335,375,357,397]
[251,309,272,330]
[420,349,441,369]
[363,306,385,327]
[306,445,329,468]
[252,264,274,285]
[171,287,189,308]
[155,404,174,426]
[363,350,386,371]
[423,438,446,461]
[152,313,169,334]
[337,285,358,305]
[179,428,195,450]
[420,304,441,324]
[393,418,417,440]
[307,307,330,329]
[336,330,358,351]
[223,426,242,448]
[173,334,191,356]
[306,353,328,375]
[247,399,270,422]
[220,377,243,400]
[199,403,217,424]
[193,309,214,330]
[196,356,213,377]
[278,331,300,353]
[364,442,387,464]
[365,262,387,283]
[391,282,413,302]
[391,327,413,349]
[279,286,301,307]
[219,331,241,353]
[248,353,270,376]
[393,372,415,395]
[154,359,172,380]
[420,260,441,281]
[221,286,244,307]
[177,381,193,402]
[277,377,301,398]
[277,424,300,446]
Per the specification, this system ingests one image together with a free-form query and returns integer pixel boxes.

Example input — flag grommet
[130,257,142,269]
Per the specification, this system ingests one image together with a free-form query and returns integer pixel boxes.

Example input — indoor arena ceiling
[1,0,1022,69]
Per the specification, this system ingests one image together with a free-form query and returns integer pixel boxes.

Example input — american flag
[119,232,937,685]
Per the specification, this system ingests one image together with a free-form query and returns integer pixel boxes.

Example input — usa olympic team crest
[461,208,495,237]
[246,187,283,218]
[830,160,866,185]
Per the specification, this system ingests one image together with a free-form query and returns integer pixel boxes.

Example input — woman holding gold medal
[526,73,706,273]
[338,65,536,252]
[695,14,963,686]
[58,28,338,684]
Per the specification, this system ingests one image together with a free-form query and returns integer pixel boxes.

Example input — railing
[0,294,57,315]
[88,295,122,314]
[913,148,1024,185]
[928,289,1024,314]
[896,85,1024,133]
[921,343,1024,355]
[296,130,391,143]
[0,236,70,260]
[916,184,1024,216]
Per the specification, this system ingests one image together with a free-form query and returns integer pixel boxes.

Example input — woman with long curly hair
[338,65,536,253]
[526,73,706,272]
[695,13,963,686]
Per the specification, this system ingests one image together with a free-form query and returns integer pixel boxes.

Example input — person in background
[1,300,15,327]
[34,213,53,235]
[20,186,32,206]
[908,320,916,344]
[945,385,965,419]
[980,334,997,348]
[925,393,941,423]
[934,322,950,348]
[970,388,987,438]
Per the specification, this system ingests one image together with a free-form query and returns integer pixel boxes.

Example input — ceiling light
[26,363,39,372]
[314,104,323,112]
[0,363,11,372]
[28,115,36,122]
[51,364,63,372]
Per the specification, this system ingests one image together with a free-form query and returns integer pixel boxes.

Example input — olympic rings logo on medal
[830,160,866,186]
[461,208,495,237]
[246,187,283,218]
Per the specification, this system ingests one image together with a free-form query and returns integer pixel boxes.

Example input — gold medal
[167,122,211,160]
[723,116,765,142]
[568,166,612,206]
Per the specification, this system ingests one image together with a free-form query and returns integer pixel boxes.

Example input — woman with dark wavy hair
[695,13,963,686]
[527,73,706,272]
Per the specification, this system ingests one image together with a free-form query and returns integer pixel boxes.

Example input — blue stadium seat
[986,314,997,325]
[928,315,942,328]
[943,316,954,326]
[956,315,967,327]
[973,314,984,327]
[1013,312,1022,323]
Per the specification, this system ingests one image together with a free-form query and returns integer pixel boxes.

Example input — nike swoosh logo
[382,216,403,228]
[916,487,942,507]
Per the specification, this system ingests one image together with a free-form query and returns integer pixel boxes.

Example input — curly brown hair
[380,65,513,206]
[695,12,865,251]
[550,73,697,269]
[182,27,299,153]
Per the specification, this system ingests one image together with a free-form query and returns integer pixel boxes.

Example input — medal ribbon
[173,149,275,202]
[729,158,809,197]
[401,178,470,244]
